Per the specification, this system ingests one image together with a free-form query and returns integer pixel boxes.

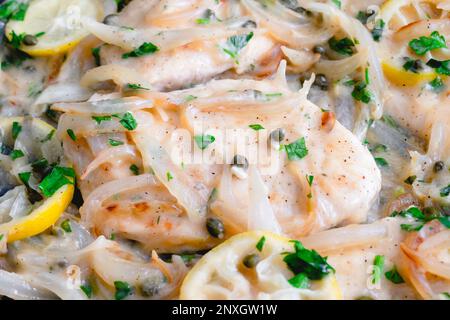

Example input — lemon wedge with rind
[180,231,342,300]
[0,184,73,243]
[0,117,74,243]
[5,0,103,57]
[382,61,438,87]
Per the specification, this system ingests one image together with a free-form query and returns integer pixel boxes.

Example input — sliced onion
[0,270,56,300]
[247,166,282,234]
[80,64,151,89]
[131,132,208,221]
[80,174,159,227]
[34,83,92,106]
[53,97,153,115]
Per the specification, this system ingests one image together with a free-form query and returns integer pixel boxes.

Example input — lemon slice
[382,61,437,87]
[0,117,74,242]
[5,0,103,56]
[180,231,342,300]
[379,0,448,32]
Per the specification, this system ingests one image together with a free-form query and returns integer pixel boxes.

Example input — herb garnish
[222,32,254,63]
[371,19,385,42]
[60,219,72,233]
[328,37,355,56]
[284,137,308,161]
[129,164,139,175]
[12,121,21,140]
[256,236,266,252]
[126,83,150,90]
[249,124,264,131]
[122,42,159,59]
[194,134,216,150]
[385,266,405,284]
[67,129,77,141]
[409,31,447,56]
[114,281,132,300]
[38,166,75,197]
[10,149,24,160]
[108,139,124,146]
[371,255,385,284]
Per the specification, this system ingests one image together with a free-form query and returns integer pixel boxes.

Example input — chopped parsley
[122,42,159,59]
[284,137,308,161]
[9,30,25,49]
[12,121,21,140]
[385,266,405,284]
[0,234,3,241]
[0,0,28,22]
[66,129,77,141]
[108,138,124,146]
[185,95,197,102]
[92,115,112,124]
[129,164,139,175]
[381,114,398,128]
[306,174,314,187]
[114,281,132,300]
[91,46,101,66]
[60,219,72,233]
[256,236,266,252]
[391,206,450,231]
[18,172,31,185]
[194,134,215,150]
[440,184,450,197]
[426,59,450,76]
[332,0,341,9]
[404,175,417,185]
[402,57,423,73]
[371,19,385,42]
[38,166,75,197]
[351,81,373,104]
[115,112,137,131]
[371,144,387,153]
[374,157,388,167]
[10,149,24,160]
[409,31,447,56]
[283,240,335,288]
[328,37,355,56]
[429,77,445,92]
[371,255,385,284]
[126,83,150,90]
[222,32,254,62]
[196,18,210,25]
[249,124,264,131]
[80,284,93,298]
[288,273,309,289]
[166,171,173,182]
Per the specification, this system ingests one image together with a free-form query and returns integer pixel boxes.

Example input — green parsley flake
[284,137,308,161]
[409,31,447,56]
[249,124,265,131]
[116,112,137,131]
[371,19,385,42]
[126,83,150,90]
[332,0,341,9]
[18,172,31,185]
[80,284,93,298]
[38,166,75,197]
[288,273,310,289]
[166,171,173,182]
[371,255,385,284]
[122,42,159,59]
[429,77,445,92]
[328,37,355,56]
[12,121,21,140]
[440,184,450,197]
[256,236,266,252]
[352,81,373,104]
[91,46,101,66]
[283,240,335,285]
[114,281,132,300]
[108,138,124,147]
[92,115,112,124]
[10,149,24,160]
[67,129,77,141]
[385,266,405,284]
[194,134,216,150]
[222,32,254,62]
[129,164,139,176]
[60,219,72,233]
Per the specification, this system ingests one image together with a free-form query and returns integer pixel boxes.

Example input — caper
[280,0,298,10]
[270,128,286,142]
[103,14,119,25]
[140,276,165,297]
[206,217,225,239]
[242,20,257,28]
[314,74,329,91]
[313,45,326,55]
[433,161,445,172]
[294,7,312,16]
[242,254,260,268]
[232,155,249,170]
[22,34,38,46]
